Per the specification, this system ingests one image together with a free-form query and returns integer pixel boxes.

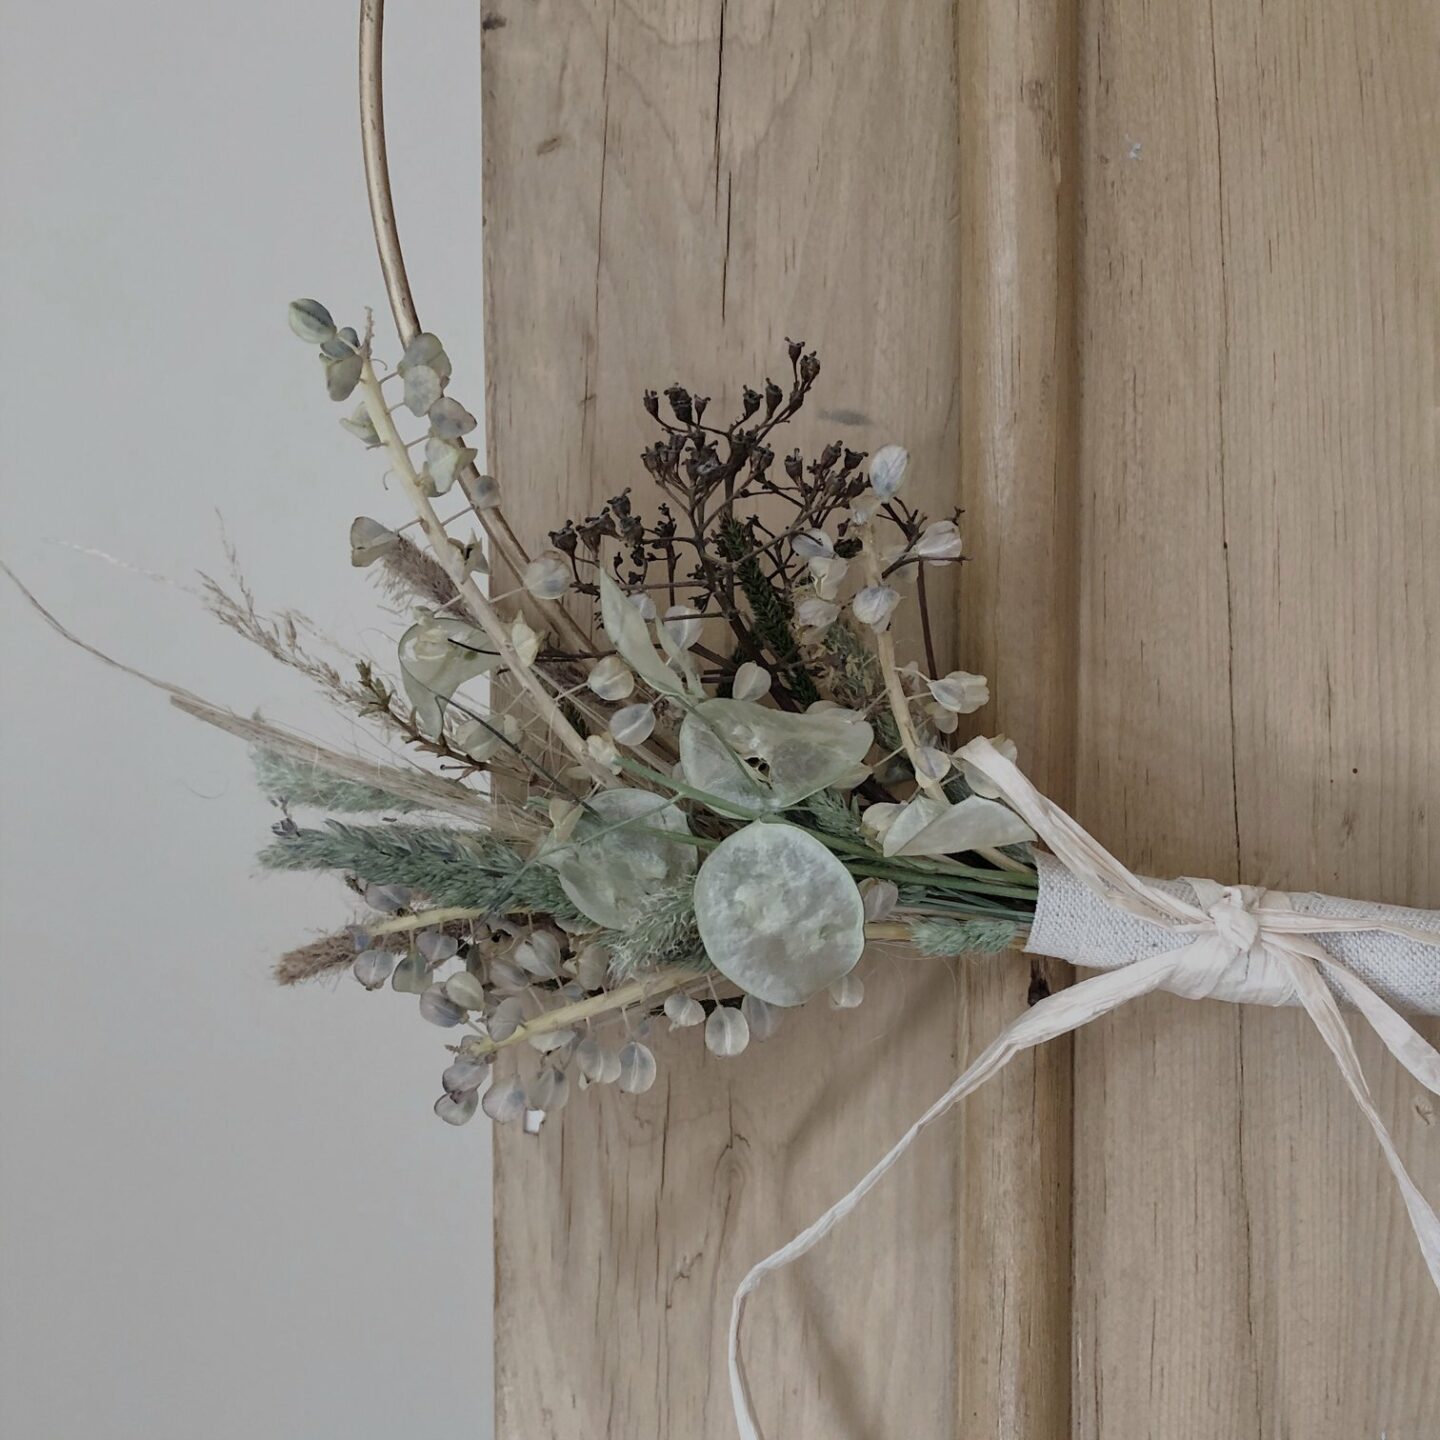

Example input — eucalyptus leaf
[339,406,381,448]
[598,570,686,700]
[390,950,429,994]
[678,699,873,813]
[539,788,695,931]
[693,821,865,1006]
[444,972,486,1011]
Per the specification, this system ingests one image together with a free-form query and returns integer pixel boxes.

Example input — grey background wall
[0,3,493,1435]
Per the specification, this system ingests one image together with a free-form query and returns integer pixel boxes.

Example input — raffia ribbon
[729,737,1440,1440]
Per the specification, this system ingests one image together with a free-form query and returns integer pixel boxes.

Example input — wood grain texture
[1072,0,1440,1434]
[481,1,1074,1434]
[482,0,1439,1433]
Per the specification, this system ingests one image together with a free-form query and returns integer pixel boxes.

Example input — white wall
[0,4,492,1435]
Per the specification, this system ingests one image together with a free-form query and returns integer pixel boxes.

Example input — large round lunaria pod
[692,821,865,1006]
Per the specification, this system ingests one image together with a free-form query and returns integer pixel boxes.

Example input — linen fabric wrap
[1028,851,1440,1017]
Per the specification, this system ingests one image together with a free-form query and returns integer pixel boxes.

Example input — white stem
[358,356,617,790]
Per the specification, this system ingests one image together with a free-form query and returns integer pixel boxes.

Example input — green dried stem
[717,517,819,705]
[905,916,1027,957]
[259,822,582,921]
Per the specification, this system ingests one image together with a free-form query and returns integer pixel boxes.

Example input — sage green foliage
[906,916,1026,957]
[259,822,583,920]
[602,882,709,981]
[717,517,820,705]
[252,748,419,813]
[824,619,902,752]
[800,788,866,845]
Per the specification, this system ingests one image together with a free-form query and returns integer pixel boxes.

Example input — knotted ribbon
[729,737,1440,1440]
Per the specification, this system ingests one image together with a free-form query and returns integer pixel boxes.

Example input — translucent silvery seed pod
[598,1048,623,1085]
[705,1005,750,1058]
[466,470,502,509]
[486,995,529,1042]
[435,1089,480,1126]
[424,434,476,495]
[364,882,411,914]
[487,957,529,993]
[557,982,587,1003]
[928,670,990,714]
[792,528,834,560]
[574,1034,607,1083]
[610,703,656,748]
[868,444,909,498]
[617,1041,658,1095]
[399,331,450,382]
[741,994,781,1042]
[391,951,430,995]
[320,326,360,360]
[349,516,398,568]
[528,1029,576,1055]
[403,364,443,417]
[325,352,363,403]
[428,396,478,439]
[914,746,952,783]
[573,944,609,990]
[861,879,899,923]
[287,298,336,344]
[829,972,865,1009]
[353,949,395,990]
[417,930,459,965]
[664,991,704,1028]
[523,553,571,601]
[513,932,562,979]
[586,655,634,702]
[730,661,772,703]
[660,605,703,650]
[444,972,487,1011]
[419,985,466,1028]
[914,519,964,561]
[796,597,840,631]
[442,1058,489,1095]
[852,584,901,628]
[528,1067,569,1112]
[482,1081,526,1125]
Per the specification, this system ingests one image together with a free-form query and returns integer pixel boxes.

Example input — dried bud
[784,449,804,482]
[287,298,336,344]
[664,384,693,424]
[764,379,784,417]
[798,351,821,385]
[787,336,804,365]
[741,386,761,420]
[643,389,660,419]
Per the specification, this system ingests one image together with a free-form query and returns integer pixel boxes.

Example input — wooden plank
[955,0,1079,1432]
[481,1,1076,1434]
[1072,1,1440,1433]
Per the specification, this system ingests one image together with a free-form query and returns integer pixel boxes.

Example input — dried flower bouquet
[263,299,1041,1127]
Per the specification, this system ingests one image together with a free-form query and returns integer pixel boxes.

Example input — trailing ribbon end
[728,736,1440,1440]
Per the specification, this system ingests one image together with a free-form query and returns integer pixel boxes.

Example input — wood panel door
[479,1,1439,1433]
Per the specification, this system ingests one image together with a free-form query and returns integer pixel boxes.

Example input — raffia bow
[729,737,1440,1440]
